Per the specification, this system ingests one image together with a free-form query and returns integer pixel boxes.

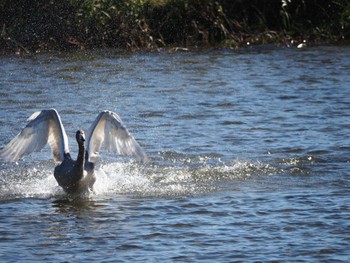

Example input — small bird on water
[0,109,147,194]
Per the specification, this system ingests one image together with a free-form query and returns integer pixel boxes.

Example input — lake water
[0,46,349,262]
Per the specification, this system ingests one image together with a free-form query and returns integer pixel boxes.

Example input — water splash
[0,157,282,200]
[0,162,62,200]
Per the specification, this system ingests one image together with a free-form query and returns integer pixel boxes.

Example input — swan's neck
[76,142,85,171]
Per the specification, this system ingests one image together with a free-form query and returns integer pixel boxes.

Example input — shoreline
[1,38,348,57]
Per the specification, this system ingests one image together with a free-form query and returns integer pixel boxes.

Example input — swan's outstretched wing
[0,109,69,162]
[86,111,147,163]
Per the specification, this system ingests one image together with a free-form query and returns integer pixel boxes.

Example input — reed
[0,0,349,53]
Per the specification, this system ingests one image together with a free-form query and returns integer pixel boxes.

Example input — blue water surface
[0,46,349,262]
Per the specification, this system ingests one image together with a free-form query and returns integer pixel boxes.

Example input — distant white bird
[0,109,147,194]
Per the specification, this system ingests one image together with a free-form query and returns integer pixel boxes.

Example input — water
[0,46,350,262]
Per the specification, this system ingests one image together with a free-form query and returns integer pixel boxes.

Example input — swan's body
[53,130,96,193]
[0,109,146,194]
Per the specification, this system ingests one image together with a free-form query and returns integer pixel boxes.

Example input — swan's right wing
[0,109,69,162]
[86,111,147,163]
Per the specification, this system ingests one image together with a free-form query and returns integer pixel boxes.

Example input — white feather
[0,109,69,162]
[86,111,147,163]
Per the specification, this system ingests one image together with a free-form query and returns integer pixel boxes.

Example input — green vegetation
[1,0,349,53]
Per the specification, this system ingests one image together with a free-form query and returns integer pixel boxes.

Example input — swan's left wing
[0,109,69,162]
[86,111,147,163]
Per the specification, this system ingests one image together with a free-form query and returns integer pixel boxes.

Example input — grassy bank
[1,0,349,53]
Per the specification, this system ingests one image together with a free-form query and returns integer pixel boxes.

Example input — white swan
[0,109,147,194]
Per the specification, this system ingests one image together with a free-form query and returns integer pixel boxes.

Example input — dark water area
[0,46,349,261]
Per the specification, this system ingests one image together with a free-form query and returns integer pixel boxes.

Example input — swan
[0,109,147,194]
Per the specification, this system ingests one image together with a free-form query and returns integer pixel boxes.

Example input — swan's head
[76,130,86,144]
